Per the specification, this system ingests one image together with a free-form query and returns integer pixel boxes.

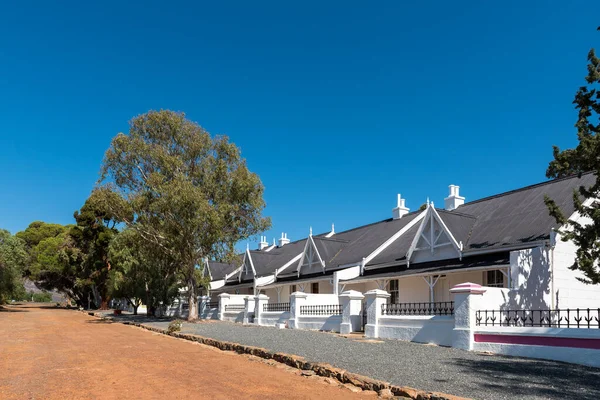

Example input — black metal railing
[300,304,342,316]
[263,302,290,312]
[476,308,600,328]
[205,301,219,309]
[224,304,245,312]
[381,302,454,316]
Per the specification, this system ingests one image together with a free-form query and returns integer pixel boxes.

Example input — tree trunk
[133,305,138,315]
[187,274,198,321]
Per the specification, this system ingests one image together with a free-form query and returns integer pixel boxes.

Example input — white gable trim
[237,249,256,282]
[406,205,462,265]
[359,209,427,272]
[202,258,212,280]
[297,235,326,276]
[276,253,303,277]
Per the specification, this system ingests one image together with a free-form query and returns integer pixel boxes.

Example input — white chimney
[258,235,268,250]
[278,232,290,247]
[392,194,410,219]
[444,185,465,211]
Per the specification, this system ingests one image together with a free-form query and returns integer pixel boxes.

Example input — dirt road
[0,304,371,399]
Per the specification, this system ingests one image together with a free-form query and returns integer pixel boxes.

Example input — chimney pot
[278,232,290,247]
[445,184,465,211]
[259,235,268,250]
[393,194,410,219]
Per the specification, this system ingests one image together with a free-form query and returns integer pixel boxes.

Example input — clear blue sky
[1,1,598,247]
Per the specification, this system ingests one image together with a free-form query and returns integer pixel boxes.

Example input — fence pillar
[364,289,389,338]
[288,292,307,329]
[243,296,256,324]
[254,294,269,325]
[339,290,365,334]
[218,293,231,321]
[199,295,209,319]
[450,282,486,350]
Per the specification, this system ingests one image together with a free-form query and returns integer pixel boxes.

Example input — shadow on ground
[451,355,600,399]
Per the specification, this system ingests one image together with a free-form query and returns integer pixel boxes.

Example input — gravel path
[110,315,600,400]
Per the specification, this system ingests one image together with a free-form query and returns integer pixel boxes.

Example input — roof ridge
[313,237,350,243]
[459,172,595,207]
[435,208,477,219]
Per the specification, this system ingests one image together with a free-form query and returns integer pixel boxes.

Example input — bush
[32,291,52,302]
[167,319,183,334]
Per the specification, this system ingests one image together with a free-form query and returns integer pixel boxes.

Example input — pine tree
[545,27,600,284]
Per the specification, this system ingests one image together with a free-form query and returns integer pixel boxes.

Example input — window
[389,280,399,304]
[290,285,296,294]
[311,282,319,294]
[486,270,504,288]
[248,287,254,295]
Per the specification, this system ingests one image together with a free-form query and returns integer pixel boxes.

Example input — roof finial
[309,226,313,236]
[246,242,250,251]
[273,238,276,245]
[331,223,335,234]
[426,197,430,206]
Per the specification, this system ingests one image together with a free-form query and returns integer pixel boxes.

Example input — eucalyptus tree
[0,229,27,304]
[99,110,270,320]
[545,27,600,284]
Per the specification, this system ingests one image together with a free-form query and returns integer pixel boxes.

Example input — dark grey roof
[207,261,238,280]
[249,238,308,277]
[458,172,595,253]
[316,212,422,270]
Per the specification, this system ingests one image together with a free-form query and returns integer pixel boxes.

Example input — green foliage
[167,319,183,334]
[99,110,271,320]
[31,291,52,302]
[108,228,180,315]
[545,27,600,285]
[0,229,28,304]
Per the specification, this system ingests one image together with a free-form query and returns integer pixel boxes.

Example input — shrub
[32,291,52,302]
[167,319,183,334]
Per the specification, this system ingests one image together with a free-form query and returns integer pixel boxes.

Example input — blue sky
[0,1,598,247]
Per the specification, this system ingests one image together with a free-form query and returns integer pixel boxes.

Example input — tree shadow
[0,306,28,312]
[85,319,114,324]
[450,355,600,399]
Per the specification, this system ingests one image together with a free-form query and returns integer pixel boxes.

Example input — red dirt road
[0,304,372,399]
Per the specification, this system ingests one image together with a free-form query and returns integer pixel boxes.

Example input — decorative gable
[407,204,462,265]
[238,249,255,282]
[297,233,325,276]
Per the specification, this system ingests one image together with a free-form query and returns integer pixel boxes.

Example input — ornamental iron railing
[476,308,600,328]
[381,302,454,316]
[224,304,246,312]
[205,301,219,309]
[263,302,290,312]
[300,304,342,316]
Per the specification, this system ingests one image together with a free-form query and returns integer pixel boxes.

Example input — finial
[309,226,313,236]
[246,242,250,251]
[331,223,335,233]
[426,197,430,206]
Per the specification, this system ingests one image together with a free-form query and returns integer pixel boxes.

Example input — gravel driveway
[110,315,600,400]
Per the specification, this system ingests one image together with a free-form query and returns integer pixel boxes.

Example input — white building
[207,173,599,311]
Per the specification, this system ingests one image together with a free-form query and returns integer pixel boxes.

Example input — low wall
[259,311,290,327]
[222,311,244,323]
[297,315,342,332]
[378,315,454,346]
[473,326,600,368]
[200,307,218,320]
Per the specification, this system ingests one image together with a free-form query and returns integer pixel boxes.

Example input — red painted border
[474,333,600,350]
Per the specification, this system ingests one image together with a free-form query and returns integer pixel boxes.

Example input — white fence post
[339,290,365,334]
[243,296,256,324]
[254,294,269,325]
[450,282,486,350]
[288,292,307,329]
[218,293,230,321]
[364,289,389,338]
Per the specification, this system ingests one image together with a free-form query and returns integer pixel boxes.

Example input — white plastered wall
[553,233,600,309]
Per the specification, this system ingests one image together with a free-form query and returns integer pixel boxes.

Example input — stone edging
[86,312,467,400]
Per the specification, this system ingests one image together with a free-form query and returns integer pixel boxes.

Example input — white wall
[378,316,454,346]
[398,277,430,303]
[296,315,342,332]
[259,311,291,326]
[553,234,600,309]
[472,326,600,368]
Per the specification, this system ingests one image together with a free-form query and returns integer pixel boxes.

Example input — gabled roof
[207,261,239,281]
[457,172,595,253]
